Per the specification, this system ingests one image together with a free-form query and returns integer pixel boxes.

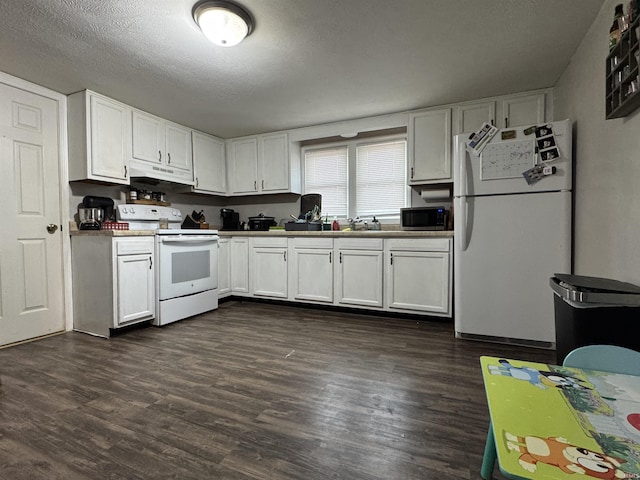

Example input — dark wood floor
[0,300,555,480]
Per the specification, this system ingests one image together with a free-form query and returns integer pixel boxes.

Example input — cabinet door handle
[167,152,171,164]
[195,177,199,188]
[158,150,162,162]
[283,250,287,262]
[124,165,128,178]
[505,117,509,128]
[329,251,332,263]
[390,252,393,265]
[149,256,153,269]
[410,167,414,179]
[254,180,257,190]
[339,252,342,263]
[491,119,494,126]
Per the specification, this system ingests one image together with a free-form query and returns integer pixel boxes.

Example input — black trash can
[550,273,640,364]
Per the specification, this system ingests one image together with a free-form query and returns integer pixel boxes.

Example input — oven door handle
[160,237,219,244]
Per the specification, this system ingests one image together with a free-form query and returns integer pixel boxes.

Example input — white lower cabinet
[220,234,452,318]
[335,238,384,308]
[385,238,452,316]
[230,237,249,294]
[72,235,155,337]
[289,238,334,303]
[251,237,288,298]
[218,237,231,297]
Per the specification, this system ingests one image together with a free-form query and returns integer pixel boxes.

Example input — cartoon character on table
[504,432,639,479]
[489,359,591,390]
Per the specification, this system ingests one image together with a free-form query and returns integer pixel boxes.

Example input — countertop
[68,221,453,238]
[217,229,454,238]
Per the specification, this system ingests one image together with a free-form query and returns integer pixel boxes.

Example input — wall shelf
[606,18,640,119]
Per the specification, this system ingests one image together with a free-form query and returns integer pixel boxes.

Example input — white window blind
[304,146,348,217]
[356,140,406,216]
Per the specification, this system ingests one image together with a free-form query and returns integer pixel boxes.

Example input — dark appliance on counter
[220,208,241,230]
[400,206,449,231]
[248,214,276,231]
[78,196,115,230]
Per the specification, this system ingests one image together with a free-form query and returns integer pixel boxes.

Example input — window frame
[302,133,409,221]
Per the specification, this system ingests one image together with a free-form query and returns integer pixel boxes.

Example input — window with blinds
[356,140,406,217]
[303,146,348,217]
[303,135,407,219]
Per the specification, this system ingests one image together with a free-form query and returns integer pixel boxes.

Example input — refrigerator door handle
[459,140,468,198]
[460,197,469,251]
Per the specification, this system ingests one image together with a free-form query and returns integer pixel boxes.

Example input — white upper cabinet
[191,131,226,195]
[228,132,300,195]
[408,108,452,184]
[130,110,193,184]
[229,137,259,194]
[454,91,549,136]
[260,133,290,192]
[68,90,131,184]
[455,101,496,135]
[500,92,546,128]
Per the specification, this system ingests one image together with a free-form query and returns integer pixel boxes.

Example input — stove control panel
[116,204,182,223]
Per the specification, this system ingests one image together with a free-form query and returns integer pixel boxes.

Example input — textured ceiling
[0,0,604,138]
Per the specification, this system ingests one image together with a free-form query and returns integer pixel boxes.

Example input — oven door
[157,235,218,300]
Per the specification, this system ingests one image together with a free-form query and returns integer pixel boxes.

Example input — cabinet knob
[505,117,509,128]
[167,153,171,164]
[329,251,332,263]
[262,179,264,190]
[254,180,257,190]
[283,251,287,262]
[158,150,162,162]
[390,252,393,265]
[124,165,128,178]
[410,167,414,179]
[195,177,199,188]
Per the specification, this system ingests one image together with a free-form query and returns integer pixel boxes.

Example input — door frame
[0,71,72,333]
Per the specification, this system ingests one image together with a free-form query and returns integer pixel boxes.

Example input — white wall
[554,1,640,284]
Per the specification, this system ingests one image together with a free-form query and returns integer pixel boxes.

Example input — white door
[292,248,333,303]
[165,122,192,173]
[230,138,258,194]
[230,237,249,293]
[132,110,164,165]
[193,131,226,194]
[252,247,288,298]
[335,250,383,307]
[218,238,231,296]
[454,191,571,344]
[260,133,289,192]
[387,250,450,314]
[89,94,130,182]
[116,253,154,325]
[0,83,65,346]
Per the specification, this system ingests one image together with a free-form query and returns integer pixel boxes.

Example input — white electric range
[117,205,219,326]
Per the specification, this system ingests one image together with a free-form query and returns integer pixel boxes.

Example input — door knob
[46,224,58,234]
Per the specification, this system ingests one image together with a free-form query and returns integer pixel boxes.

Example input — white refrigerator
[453,119,572,347]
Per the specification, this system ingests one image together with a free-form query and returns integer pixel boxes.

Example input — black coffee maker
[220,208,241,230]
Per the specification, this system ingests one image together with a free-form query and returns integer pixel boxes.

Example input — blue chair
[480,345,640,479]
[562,344,640,375]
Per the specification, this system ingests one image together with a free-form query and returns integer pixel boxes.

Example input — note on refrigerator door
[480,139,535,180]
[467,122,498,155]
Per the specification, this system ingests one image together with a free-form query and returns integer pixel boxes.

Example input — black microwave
[400,207,449,230]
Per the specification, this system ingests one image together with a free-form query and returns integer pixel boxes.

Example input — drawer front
[336,238,383,251]
[294,237,333,249]
[250,236,288,248]
[115,237,155,255]
[385,238,451,252]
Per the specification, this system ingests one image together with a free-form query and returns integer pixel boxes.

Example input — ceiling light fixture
[192,0,254,47]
